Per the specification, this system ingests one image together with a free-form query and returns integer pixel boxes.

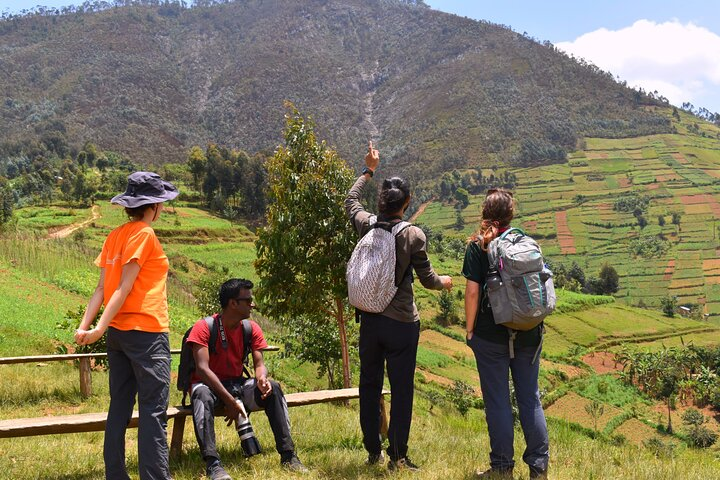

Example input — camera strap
[216,314,228,351]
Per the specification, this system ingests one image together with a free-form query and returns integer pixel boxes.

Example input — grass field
[3,111,720,477]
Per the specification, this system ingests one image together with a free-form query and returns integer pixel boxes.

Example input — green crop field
[417,113,720,317]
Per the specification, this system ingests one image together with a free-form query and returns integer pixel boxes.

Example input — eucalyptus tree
[255,104,356,388]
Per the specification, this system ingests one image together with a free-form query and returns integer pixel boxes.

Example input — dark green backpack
[177,316,253,406]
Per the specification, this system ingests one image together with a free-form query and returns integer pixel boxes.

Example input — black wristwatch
[362,167,374,177]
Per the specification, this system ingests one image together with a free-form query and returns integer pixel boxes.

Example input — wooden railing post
[79,358,92,398]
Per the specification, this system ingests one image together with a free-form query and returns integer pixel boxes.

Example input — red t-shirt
[186,314,268,383]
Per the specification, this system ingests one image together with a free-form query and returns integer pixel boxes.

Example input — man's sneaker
[366,451,385,465]
[206,463,232,480]
[281,454,309,473]
[388,457,420,472]
[475,467,514,479]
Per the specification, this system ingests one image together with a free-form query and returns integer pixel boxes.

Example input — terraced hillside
[418,110,720,318]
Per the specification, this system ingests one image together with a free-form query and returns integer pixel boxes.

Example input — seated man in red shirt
[186,278,307,480]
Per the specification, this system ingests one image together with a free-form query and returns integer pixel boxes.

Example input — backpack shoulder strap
[391,220,411,236]
[241,319,253,378]
[204,316,218,354]
[500,226,526,240]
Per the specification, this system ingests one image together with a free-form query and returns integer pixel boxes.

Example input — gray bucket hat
[111,171,179,208]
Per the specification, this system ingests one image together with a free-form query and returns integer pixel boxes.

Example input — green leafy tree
[255,104,356,388]
[658,215,665,227]
[598,264,619,295]
[0,177,14,225]
[435,289,459,326]
[187,145,207,192]
[661,295,677,317]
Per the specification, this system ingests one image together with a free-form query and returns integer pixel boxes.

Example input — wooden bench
[0,387,389,458]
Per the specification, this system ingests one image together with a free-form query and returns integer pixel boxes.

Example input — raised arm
[344,141,379,228]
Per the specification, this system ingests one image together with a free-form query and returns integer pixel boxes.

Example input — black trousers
[359,313,420,460]
[190,378,295,463]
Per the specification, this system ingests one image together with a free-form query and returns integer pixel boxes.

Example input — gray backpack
[486,227,555,357]
[346,216,410,313]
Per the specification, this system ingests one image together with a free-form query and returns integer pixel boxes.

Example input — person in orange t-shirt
[75,171,178,480]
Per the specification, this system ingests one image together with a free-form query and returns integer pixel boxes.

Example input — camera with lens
[235,401,261,457]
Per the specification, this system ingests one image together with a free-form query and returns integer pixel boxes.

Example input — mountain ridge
[0,0,671,180]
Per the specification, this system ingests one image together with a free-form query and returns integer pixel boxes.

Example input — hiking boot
[366,451,385,465]
[475,467,514,478]
[529,465,548,479]
[206,463,232,480]
[281,453,309,473]
[388,457,420,472]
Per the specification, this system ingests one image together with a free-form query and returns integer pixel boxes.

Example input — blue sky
[426,0,720,113]
[2,0,720,113]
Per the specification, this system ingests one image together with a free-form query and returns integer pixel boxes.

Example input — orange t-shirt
[95,221,170,332]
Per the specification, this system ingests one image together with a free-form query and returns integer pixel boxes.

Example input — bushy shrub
[643,436,676,458]
[447,380,475,416]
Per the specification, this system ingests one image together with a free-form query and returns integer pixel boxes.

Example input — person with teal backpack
[463,188,550,479]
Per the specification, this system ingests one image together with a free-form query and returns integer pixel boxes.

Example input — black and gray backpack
[486,228,556,357]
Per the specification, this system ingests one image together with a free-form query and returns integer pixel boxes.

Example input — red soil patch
[672,153,689,164]
[555,210,576,254]
[543,361,586,379]
[680,194,720,217]
[618,177,631,188]
[656,174,681,181]
[523,221,538,232]
[646,183,660,190]
[703,169,720,179]
[663,259,675,280]
[581,352,623,375]
[586,152,608,159]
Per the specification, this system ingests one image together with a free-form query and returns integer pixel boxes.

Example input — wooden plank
[0,387,385,440]
[0,346,280,365]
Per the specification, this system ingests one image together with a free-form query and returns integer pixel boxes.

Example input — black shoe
[366,451,385,465]
[206,463,232,480]
[388,457,420,472]
[529,465,548,479]
[281,453,309,473]
[475,467,514,478]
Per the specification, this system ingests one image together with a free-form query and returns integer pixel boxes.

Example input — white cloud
[556,20,720,112]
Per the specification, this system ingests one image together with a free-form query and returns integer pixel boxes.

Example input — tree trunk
[666,399,673,434]
[336,297,351,389]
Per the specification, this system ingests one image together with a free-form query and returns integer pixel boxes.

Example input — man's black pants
[359,313,420,461]
[190,378,295,463]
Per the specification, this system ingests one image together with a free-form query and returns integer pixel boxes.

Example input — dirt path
[409,200,432,223]
[48,205,101,239]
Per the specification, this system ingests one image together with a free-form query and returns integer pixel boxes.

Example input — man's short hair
[219,278,254,308]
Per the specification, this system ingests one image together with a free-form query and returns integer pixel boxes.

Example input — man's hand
[257,376,273,399]
[365,140,379,171]
[224,399,245,427]
[440,275,453,290]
